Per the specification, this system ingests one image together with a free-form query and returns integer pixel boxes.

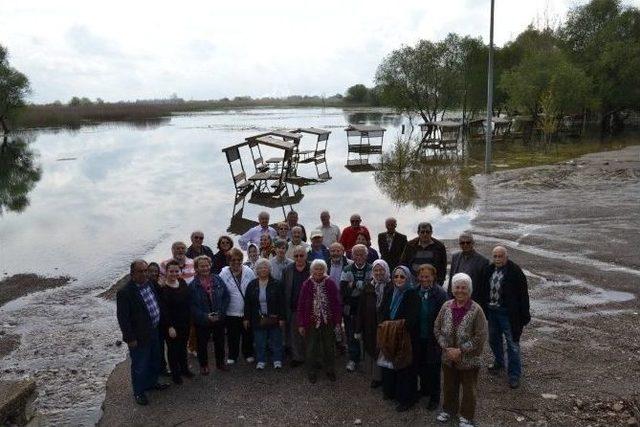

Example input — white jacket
[219,265,256,317]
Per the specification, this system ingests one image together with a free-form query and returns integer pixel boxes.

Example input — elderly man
[377,217,407,271]
[340,244,372,371]
[160,241,195,284]
[239,211,277,250]
[339,214,371,252]
[307,230,330,261]
[286,210,307,242]
[478,246,530,389]
[282,246,311,367]
[400,222,447,285]
[116,260,169,405]
[448,233,489,301]
[276,222,290,242]
[327,242,351,286]
[186,230,215,261]
[318,210,341,246]
[285,226,310,258]
[270,239,293,281]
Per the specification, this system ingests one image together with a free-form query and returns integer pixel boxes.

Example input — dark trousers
[195,322,225,368]
[381,365,417,405]
[305,324,336,375]
[417,339,442,404]
[343,314,360,363]
[442,364,479,421]
[129,327,160,396]
[225,316,254,361]
[166,324,189,379]
[158,329,168,374]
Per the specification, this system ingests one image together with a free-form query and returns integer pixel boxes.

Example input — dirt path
[100,145,640,427]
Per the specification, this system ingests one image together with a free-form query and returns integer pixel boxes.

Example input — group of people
[116,211,530,427]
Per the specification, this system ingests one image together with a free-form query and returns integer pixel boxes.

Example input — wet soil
[0,334,19,359]
[100,145,640,426]
[0,274,72,307]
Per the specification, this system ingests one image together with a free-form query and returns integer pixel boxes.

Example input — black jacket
[379,287,421,342]
[400,237,447,285]
[116,281,161,345]
[478,260,531,342]
[243,277,286,327]
[448,250,490,301]
[377,232,408,271]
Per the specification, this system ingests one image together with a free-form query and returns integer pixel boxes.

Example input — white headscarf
[371,259,391,308]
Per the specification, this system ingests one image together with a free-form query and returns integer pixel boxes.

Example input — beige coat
[434,300,487,370]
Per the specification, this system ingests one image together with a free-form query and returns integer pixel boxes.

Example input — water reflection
[344,111,402,127]
[0,135,42,215]
[372,139,476,214]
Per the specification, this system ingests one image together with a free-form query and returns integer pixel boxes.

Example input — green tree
[560,0,640,132]
[68,96,81,107]
[0,45,31,133]
[0,135,42,214]
[344,84,369,104]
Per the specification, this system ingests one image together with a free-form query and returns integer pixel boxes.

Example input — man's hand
[127,340,138,349]
[243,320,250,330]
[208,314,220,323]
[298,327,305,337]
[168,327,177,339]
[279,320,285,328]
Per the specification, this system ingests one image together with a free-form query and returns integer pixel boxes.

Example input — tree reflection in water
[0,134,42,214]
[374,138,476,214]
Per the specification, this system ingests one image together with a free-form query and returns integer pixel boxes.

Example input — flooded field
[0,107,639,424]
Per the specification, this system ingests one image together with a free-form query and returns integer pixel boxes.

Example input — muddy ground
[0,274,71,308]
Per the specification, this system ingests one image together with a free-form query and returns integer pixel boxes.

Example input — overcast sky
[1,0,637,103]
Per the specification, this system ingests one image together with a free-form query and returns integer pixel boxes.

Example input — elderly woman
[190,255,230,375]
[243,258,286,370]
[297,259,342,383]
[220,248,257,365]
[276,222,290,242]
[434,273,487,427]
[212,235,233,275]
[416,264,448,410]
[378,265,420,412]
[356,259,392,388]
[161,260,193,383]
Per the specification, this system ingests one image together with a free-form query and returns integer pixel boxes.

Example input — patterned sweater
[433,300,488,370]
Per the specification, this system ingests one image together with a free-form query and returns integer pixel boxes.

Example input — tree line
[347,0,640,134]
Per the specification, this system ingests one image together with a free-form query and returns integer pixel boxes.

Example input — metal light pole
[484,0,495,174]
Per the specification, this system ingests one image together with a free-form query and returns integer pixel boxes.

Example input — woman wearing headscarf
[416,264,448,411]
[356,259,392,388]
[297,259,342,384]
[377,265,420,412]
[434,273,487,427]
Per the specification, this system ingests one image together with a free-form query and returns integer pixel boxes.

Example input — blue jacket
[307,245,330,262]
[190,275,230,327]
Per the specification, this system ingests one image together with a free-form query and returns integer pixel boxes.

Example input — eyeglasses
[393,274,406,279]
[459,241,472,245]
[193,236,204,240]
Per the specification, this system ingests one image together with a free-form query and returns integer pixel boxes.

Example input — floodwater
[0,107,637,425]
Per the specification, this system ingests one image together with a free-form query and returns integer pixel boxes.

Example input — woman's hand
[445,347,461,362]
[243,320,250,330]
[168,327,177,339]
[279,320,285,328]
[354,333,362,340]
[298,327,305,337]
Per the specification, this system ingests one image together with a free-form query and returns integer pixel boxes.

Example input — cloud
[65,25,123,57]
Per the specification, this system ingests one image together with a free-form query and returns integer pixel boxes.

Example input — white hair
[351,244,368,255]
[254,258,271,272]
[451,272,473,293]
[310,259,328,274]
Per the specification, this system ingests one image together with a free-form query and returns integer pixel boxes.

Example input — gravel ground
[100,145,640,427]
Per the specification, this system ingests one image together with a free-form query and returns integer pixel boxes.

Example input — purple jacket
[297,277,342,329]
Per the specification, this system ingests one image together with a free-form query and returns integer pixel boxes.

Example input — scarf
[390,266,414,320]
[311,277,331,328]
[199,275,213,299]
[452,299,472,327]
[371,259,390,309]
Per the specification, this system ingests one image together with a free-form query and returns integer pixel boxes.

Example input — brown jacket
[434,300,487,370]
[377,319,413,370]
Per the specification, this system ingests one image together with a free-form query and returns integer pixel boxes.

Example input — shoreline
[99,145,640,426]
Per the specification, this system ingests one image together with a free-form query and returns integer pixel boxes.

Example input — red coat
[339,226,371,252]
[297,277,342,329]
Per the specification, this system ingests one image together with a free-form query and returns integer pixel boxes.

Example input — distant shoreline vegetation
[10,95,380,130]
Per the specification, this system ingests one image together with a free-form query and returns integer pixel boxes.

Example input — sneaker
[273,361,283,369]
[246,357,255,363]
[226,359,236,365]
[346,360,356,372]
[436,412,451,423]
[134,393,149,406]
[509,378,520,389]
[459,416,475,427]
[256,362,265,370]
